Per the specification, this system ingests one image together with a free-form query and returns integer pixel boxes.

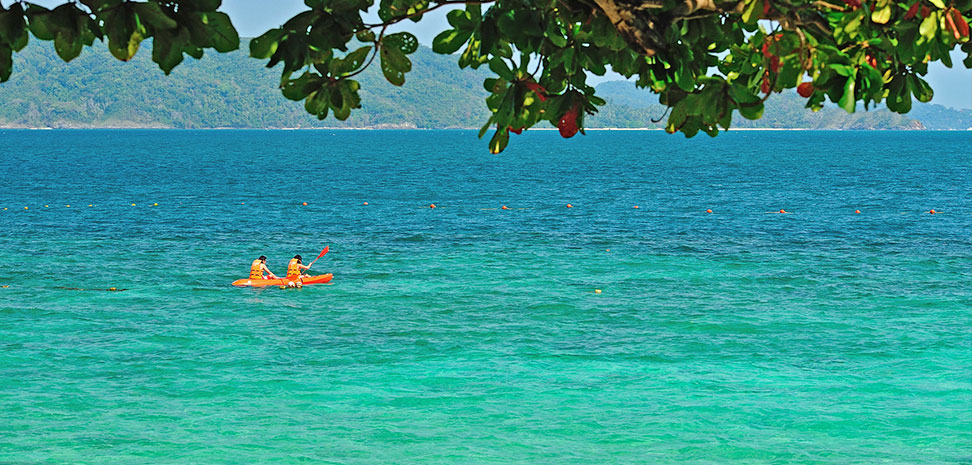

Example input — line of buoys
[0,203,959,216]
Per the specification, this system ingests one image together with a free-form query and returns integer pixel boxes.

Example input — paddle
[305,246,329,271]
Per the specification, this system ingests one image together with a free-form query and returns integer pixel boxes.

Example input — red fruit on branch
[904,1,919,19]
[524,81,548,102]
[947,8,970,38]
[770,56,781,73]
[762,42,772,58]
[557,104,580,138]
[955,9,970,37]
[843,0,861,9]
[761,73,771,94]
[920,5,930,18]
[797,82,814,97]
[508,126,524,135]
[763,0,772,16]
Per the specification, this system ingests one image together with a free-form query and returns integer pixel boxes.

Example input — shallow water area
[0,129,970,463]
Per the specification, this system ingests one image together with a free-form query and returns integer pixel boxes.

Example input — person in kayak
[250,256,278,280]
[286,254,312,279]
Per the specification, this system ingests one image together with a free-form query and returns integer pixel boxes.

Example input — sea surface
[0,129,969,464]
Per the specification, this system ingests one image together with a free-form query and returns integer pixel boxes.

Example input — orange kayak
[232,274,333,287]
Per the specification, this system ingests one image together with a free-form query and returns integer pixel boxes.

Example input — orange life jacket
[287,258,301,278]
[250,259,264,279]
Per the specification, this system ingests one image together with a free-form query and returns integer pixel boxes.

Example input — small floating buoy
[606,249,610,252]
[594,289,602,294]
[44,205,49,208]
[502,205,509,210]
[66,205,70,208]
[633,205,640,209]
[241,202,245,205]
[279,286,287,290]
[108,287,117,291]
[929,209,936,214]
[23,207,27,210]
[779,209,787,214]
[0,285,8,288]
[430,203,436,209]
[855,210,861,214]
[88,204,93,207]
[153,203,158,206]
[131,203,136,207]
[706,209,712,213]
[566,203,573,208]
[363,202,369,205]
[302,202,308,206]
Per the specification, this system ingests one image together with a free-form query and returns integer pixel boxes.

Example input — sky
[14,0,972,109]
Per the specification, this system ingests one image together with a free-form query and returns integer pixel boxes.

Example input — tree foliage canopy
[0,0,968,151]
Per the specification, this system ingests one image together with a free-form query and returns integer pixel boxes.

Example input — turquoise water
[0,130,969,463]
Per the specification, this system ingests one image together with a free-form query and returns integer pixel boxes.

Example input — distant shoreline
[1,126,964,131]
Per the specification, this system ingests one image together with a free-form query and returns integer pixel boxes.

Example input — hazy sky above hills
[19,0,972,109]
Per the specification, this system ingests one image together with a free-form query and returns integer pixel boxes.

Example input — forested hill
[0,41,969,130]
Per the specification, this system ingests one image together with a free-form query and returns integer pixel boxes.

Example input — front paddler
[286,254,311,279]
[250,256,278,280]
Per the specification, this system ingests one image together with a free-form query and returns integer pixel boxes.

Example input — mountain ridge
[0,41,968,130]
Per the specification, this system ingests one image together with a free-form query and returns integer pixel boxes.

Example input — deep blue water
[0,129,969,463]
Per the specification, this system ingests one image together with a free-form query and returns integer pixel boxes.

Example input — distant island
[1,41,970,131]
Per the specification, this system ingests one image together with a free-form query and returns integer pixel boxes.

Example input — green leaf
[338,46,371,74]
[26,7,55,41]
[544,20,567,47]
[384,31,418,54]
[907,74,934,102]
[927,0,946,8]
[432,28,472,54]
[355,29,376,43]
[79,0,122,10]
[741,0,760,24]
[196,12,239,53]
[135,2,177,31]
[488,57,514,80]
[152,27,189,74]
[250,29,282,59]
[871,4,892,24]
[838,77,856,113]
[737,102,764,120]
[489,128,509,154]
[380,46,409,85]
[0,42,11,82]
[105,8,143,61]
[919,12,938,40]
[0,4,29,51]
[281,72,322,100]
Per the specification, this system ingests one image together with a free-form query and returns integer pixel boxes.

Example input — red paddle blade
[317,246,329,258]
